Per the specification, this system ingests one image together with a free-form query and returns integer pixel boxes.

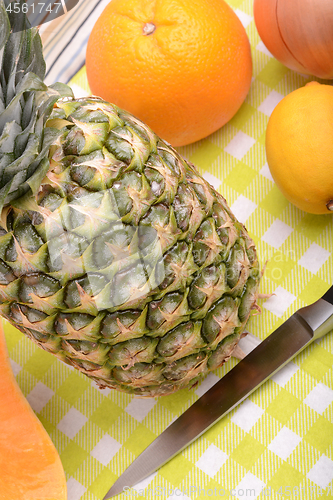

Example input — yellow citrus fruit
[266,82,333,214]
[86,0,252,147]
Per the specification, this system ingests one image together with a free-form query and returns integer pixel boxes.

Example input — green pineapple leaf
[0,0,73,212]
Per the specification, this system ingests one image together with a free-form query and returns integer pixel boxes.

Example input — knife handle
[322,285,333,306]
[297,290,333,341]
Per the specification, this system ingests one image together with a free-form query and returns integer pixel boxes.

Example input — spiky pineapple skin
[0,97,260,396]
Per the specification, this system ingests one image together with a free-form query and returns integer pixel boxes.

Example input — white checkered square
[263,286,296,318]
[262,219,293,249]
[304,383,333,414]
[268,426,302,460]
[67,477,87,500]
[91,434,122,466]
[26,382,54,413]
[258,90,284,116]
[235,9,253,28]
[195,444,229,477]
[272,362,299,387]
[260,163,274,182]
[238,333,261,355]
[125,398,157,422]
[235,472,266,500]
[231,400,264,432]
[256,41,273,57]
[202,171,222,190]
[9,358,22,376]
[57,407,88,439]
[298,243,330,274]
[230,195,257,224]
[225,131,256,160]
[307,455,333,489]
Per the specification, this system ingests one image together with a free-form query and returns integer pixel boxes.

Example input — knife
[103,287,333,499]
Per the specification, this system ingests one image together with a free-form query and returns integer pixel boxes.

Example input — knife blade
[103,289,333,499]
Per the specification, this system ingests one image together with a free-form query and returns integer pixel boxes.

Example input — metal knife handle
[297,295,333,341]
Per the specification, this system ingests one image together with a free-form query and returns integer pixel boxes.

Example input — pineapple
[0,1,260,396]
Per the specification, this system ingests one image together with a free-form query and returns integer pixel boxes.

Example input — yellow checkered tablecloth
[3,1,333,499]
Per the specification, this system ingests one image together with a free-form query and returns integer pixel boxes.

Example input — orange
[266,82,333,214]
[86,0,252,146]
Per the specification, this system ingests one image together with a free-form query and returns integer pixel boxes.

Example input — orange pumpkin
[0,322,67,500]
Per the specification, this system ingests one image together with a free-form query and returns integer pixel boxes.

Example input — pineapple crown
[0,0,73,213]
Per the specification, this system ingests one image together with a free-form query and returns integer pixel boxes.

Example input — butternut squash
[0,323,67,499]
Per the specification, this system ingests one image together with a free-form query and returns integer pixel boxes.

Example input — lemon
[266,82,333,214]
